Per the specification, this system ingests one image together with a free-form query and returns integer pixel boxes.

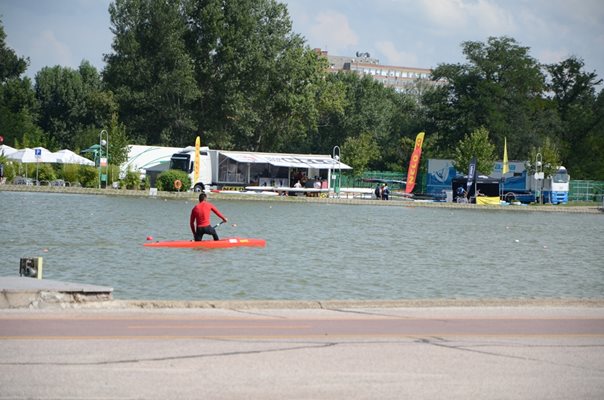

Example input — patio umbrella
[53,149,95,166]
[7,147,57,163]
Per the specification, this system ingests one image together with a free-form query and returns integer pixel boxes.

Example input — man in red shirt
[190,193,228,241]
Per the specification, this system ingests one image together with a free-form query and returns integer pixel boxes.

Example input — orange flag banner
[193,136,201,184]
[405,132,425,194]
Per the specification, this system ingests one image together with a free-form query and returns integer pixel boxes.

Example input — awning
[219,151,352,170]
[219,151,269,164]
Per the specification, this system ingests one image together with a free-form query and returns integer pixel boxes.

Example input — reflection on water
[1,191,603,300]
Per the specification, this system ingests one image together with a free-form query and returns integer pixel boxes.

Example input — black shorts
[194,225,219,241]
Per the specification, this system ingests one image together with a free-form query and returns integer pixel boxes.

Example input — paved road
[1,306,603,399]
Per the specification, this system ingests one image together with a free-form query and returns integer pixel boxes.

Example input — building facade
[316,49,445,95]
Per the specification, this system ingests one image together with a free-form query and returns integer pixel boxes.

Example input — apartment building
[316,49,445,95]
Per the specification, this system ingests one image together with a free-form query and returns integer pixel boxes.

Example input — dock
[0,276,113,308]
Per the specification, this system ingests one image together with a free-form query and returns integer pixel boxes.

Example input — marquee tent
[53,149,95,166]
[7,147,57,163]
[0,145,17,157]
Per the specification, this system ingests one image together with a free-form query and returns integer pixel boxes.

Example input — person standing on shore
[190,193,227,241]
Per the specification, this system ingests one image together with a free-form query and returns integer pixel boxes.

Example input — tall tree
[546,56,603,178]
[0,19,28,83]
[104,0,200,146]
[453,126,496,175]
[0,20,42,147]
[428,36,546,157]
[184,0,321,151]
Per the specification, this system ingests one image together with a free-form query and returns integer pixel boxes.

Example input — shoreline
[3,296,603,310]
[2,184,603,213]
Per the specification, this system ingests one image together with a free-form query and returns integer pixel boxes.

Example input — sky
[1,0,603,85]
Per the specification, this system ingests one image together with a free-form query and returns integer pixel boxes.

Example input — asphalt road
[1,306,603,399]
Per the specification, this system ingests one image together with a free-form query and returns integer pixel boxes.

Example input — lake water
[1,191,603,301]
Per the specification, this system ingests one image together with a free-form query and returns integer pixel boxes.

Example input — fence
[340,171,407,190]
[568,180,604,203]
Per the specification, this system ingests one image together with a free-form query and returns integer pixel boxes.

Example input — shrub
[157,169,191,192]
[122,170,141,189]
[78,165,99,188]
[36,163,56,182]
[2,161,16,182]
[60,164,81,184]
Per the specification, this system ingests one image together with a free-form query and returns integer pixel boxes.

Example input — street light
[534,151,544,204]
[99,129,108,189]
[332,146,341,198]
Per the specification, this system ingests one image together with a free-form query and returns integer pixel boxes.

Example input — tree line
[1,0,603,179]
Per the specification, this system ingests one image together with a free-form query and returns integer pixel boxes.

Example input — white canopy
[0,145,17,156]
[7,147,57,163]
[53,149,95,166]
[219,151,352,170]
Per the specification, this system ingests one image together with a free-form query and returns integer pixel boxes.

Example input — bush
[36,163,56,182]
[121,170,141,189]
[78,165,99,188]
[60,164,80,184]
[2,161,16,182]
[157,169,191,192]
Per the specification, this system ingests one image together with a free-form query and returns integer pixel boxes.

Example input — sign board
[534,172,544,180]
[100,157,108,167]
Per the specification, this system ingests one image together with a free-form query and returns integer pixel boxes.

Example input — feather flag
[466,156,477,197]
[405,132,425,194]
[502,137,509,175]
[193,136,200,184]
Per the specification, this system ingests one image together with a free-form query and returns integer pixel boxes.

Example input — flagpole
[501,137,509,202]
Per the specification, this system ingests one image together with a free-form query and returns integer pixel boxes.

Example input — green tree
[428,36,547,156]
[107,112,130,167]
[314,73,408,170]
[0,20,42,147]
[546,56,603,178]
[526,136,562,178]
[453,126,496,174]
[184,0,321,152]
[105,0,201,146]
[35,63,116,150]
[35,66,87,149]
[0,19,28,83]
[341,132,380,176]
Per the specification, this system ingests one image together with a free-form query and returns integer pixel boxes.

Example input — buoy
[146,236,153,241]
[232,224,237,227]
[514,239,520,243]
[174,179,182,190]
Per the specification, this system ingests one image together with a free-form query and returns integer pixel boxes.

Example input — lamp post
[535,152,543,204]
[332,146,341,198]
[99,129,108,189]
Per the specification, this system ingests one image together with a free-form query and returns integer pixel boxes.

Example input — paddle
[213,221,225,229]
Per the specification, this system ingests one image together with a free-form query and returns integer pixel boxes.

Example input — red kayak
[144,237,266,249]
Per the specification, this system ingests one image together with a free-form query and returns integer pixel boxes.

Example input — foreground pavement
[1,305,603,400]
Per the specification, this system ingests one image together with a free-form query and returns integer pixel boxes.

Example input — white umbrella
[0,145,17,157]
[53,149,95,166]
[7,147,57,163]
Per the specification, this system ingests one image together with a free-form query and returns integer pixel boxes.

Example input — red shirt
[190,201,226,234]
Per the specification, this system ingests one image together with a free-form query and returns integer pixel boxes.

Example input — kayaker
[190,193,227,241]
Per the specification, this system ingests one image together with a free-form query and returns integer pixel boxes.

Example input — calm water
[1,191,603,300]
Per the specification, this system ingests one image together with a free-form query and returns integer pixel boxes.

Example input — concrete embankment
[2,275,603,310]
[1,184,602,213]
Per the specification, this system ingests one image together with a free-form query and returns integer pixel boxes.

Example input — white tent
[7,147,57,163]
[53,149,95,166]
[0,145,17,157]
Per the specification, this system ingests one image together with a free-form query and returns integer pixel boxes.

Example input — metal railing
[569,180,604,203]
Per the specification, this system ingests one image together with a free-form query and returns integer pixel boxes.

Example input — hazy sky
[2,0,603,83]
